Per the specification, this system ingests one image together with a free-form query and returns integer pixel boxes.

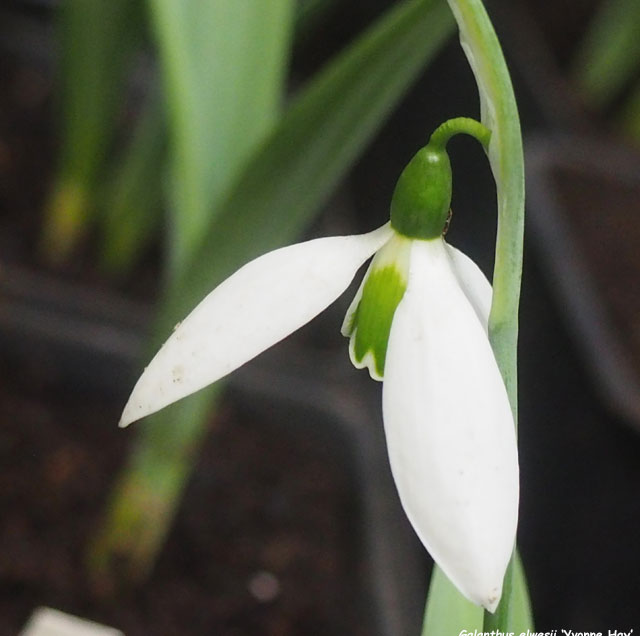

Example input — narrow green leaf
[571,0,640,109]
[169,0,455,315]
[148,0,295,273]
[422,552,532,635]
[620,80,640,142]
[99,91,166,277]
[41,0,141,263]
[295,0,338,37]
[96,0,340,279]
[422,565,483,635]
[512,552,534,630]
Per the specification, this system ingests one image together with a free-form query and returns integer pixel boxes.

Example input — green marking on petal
[345,233,410,379]
[352,267,407,376]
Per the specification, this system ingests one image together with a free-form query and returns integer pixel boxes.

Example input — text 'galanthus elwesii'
[119,118,519,613]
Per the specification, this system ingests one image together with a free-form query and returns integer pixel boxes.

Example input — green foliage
[572,0,640,109]
[620,82,640,141]
[422,553,532,635]
[100,92,166,277]
[148,0,295,274]
[41,0,141,263]
[423,565,483,635]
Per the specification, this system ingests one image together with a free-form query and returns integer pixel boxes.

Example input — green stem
[446,0,525,628]
[429,116,491,150]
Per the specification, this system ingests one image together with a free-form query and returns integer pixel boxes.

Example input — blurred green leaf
[148,0,296,273]
[101,0,350,276]
[99,90,166,277]
[422,565,483,635]
[572,0,640,109]
[41,0,141,263]
[295,0,338,37]
[422,553,532,635]
[512,552,534,630]
[96,0,339,280]
[620,80,640,142]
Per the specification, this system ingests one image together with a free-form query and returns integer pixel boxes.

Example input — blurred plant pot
[0,262,426,635]
[526,134,640,432]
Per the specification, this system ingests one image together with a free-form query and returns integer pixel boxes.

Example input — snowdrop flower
[119,118,518,613]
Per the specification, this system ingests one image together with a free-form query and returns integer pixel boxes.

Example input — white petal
[382,238,518,612]
[120,224,393,427]
[445,242,492,331]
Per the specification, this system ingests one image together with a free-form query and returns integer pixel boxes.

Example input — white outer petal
[120,224,392,427]
[445,242,492,331]
[382,238,518,612]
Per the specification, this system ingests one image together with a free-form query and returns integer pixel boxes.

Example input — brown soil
[0,368,365,636]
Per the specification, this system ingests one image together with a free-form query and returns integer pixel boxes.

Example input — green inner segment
[352,265,407,377]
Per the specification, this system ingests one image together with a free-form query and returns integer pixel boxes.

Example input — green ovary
[352,265,407,378]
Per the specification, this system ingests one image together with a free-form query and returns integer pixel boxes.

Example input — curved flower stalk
[119,118,519,612]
